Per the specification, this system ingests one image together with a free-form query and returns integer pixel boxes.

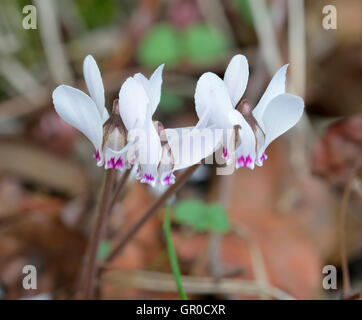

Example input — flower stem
[108,169,131,213]
[104,164,200,265]
[80,169,115,299]
[163,204,188,300]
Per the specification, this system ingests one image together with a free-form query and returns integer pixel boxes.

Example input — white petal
[194,72,234,126]
[168,126,220,172]
[229,109,256,170]
[118,77,149,130]
[253,64,288,123]
[133,64,164,116]
[223,54,249,107]
[104,146,130,171]
[83,55,108,121]
[261,93,304,152]
[52,85,103,151]
[134,117,162,187]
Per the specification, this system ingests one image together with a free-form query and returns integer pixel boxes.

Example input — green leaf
[138,23,182,67]
[183,23,229,65]
[174,199,230,233]
[98,240,111,261]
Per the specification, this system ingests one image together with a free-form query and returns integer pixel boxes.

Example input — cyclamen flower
[195,54,304,170]
[52,55,164,176]
[156,108,217,186]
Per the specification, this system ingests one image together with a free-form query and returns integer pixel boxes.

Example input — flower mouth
[236,154,253,169]
[161,173,175,186]
[106,156,123,170]
[141,173,155,186]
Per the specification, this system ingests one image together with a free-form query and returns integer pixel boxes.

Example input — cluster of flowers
[52,54,304,187]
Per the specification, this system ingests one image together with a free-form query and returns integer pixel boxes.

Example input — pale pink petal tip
[236,155,253,169]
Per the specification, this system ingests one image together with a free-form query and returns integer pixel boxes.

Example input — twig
[339,156,362,297]
[233,225,270,300]
[248,0,283,74]
[80,169,115,299]
[102,270,295,300]
[287,0,306,97]
[34,0,73,84]
[103,165,200,265]
[208,174,235,281]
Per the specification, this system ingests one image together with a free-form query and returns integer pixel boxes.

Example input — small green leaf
[138,23,182,67]
[183,23,229,65]
[98,240,111,261]
[174,199,230,233]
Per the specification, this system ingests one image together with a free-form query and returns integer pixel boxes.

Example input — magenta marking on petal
[114,157,123,169]
[237,154,253,168]
[106,157,115,169]
[162,174,174,185]
[142,174,155,185]
[260,153,267,163]
[222,147,229,159]
[94,150,101,163]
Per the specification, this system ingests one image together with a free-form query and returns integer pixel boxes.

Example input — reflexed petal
[83,55,108,120]
[259,93,304,154]
[158,144,176,186]
[194,72,234,125]
[118,77,150,130]
[135,116,162,187]
[167,126,220,172]
[224,54,249,107]
[133,64,164,115]
[253,64,288,123]
[229,109,256,170]
[52,85,103,152]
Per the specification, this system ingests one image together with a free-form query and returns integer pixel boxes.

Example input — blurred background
[0,0,361,300]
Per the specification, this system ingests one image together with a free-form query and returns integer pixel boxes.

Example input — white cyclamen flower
[52,54,164,176]
[157,108,217,186]
[195,54,305,170]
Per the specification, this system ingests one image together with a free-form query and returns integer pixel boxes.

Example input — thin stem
[107,169,131,213]
[163,204,188,300]
[104,164,200,265]
[80,169,115,299]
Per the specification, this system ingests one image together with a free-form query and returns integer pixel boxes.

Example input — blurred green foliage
[174,199,230,233]
[75,0,117,29]
[183,23,229,65]
[138,23,182,67]
[98,240,111,261]
[232,0,253,26]
[158,89,184,114]
[138,22,229,68]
